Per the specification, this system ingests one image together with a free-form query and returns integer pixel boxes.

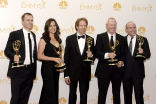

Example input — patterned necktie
[129,37,133,55]
[28,33,32,64]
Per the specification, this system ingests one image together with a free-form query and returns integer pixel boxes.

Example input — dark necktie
[129,37,133,54]
[110,36,114,46]
[78,35,85,39]
[28,33,32,64]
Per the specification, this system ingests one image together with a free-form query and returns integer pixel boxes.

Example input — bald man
[122,21,151,104]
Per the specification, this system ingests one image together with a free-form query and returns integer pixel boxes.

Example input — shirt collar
[77,33,85,36]
[77,33,85,39]
[107,32,116,37]
[127,34,136,40]
[23,28,31,35]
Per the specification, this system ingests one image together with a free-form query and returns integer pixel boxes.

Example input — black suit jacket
[123,35,151,79]
[4,29,37,79]
[64,33,95,81]
[95,32,124,78]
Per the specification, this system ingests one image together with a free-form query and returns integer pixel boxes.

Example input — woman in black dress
[38,18,62,104]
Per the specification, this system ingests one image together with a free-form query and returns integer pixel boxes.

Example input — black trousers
[97,75,121,104]
[123,75,144,104]
[10,66,34,104]
[68,79,89,104]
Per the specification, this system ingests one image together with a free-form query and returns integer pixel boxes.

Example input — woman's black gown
[39,36,60,104]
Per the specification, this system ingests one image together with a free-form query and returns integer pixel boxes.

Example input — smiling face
[106,19,117,35]
[126,22,137,37]
[48,21,57,34]
[22,15,33,32]
[76,20,87,35]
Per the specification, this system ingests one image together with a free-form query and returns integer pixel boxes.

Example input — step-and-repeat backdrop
[0,0,155,104]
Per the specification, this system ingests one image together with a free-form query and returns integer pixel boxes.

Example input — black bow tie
[78,35,85,39]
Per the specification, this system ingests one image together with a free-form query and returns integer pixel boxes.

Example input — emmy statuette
[83,37,94,62]
[107,40,119,66]
[134,35,146,61]
[12,40,24,68]
[53,44,66,71]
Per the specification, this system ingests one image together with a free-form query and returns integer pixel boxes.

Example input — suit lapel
[125,35,133,56]
[125,35,129,48]
[105,32,109,43]
[82,35,88,56]
[20,29,25,48]
[105,32,111,52]
[31,31,37,54]
[73,34,81,55]
[31,31,36,49]
[31,31,37,61]
[126,35,135,56]
[115,33,120,54]
[116,33,119,46]
[125,34,139,57]
[18,29,25,61]
[133,35,139,57]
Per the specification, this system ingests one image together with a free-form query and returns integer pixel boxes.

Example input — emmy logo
[80,2,102,10]
[0,25,16,33]
[113,3,121,11]
[132,4,152,12]
[53,44,66,71]
[60,26,75,34]
[12,40,24,68]
[134,35,146,61]
[21,0,46,9]
[107,40,119,65]
[83,37,94,62]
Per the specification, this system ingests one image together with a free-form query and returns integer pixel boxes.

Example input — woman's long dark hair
[42,18,61,43]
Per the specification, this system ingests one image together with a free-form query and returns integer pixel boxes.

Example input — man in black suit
[95,17,124,104]
[4,13,37,104]
[123,21,151,104]
[64,17,94,104]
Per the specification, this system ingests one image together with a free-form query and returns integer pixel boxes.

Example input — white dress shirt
[104,32,116,59]
[127,34,136,55]
[77,33,86,55]
[23,28,34,65]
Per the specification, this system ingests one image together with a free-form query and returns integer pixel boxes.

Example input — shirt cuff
[65,76,69,78]
[104,53,109,59]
